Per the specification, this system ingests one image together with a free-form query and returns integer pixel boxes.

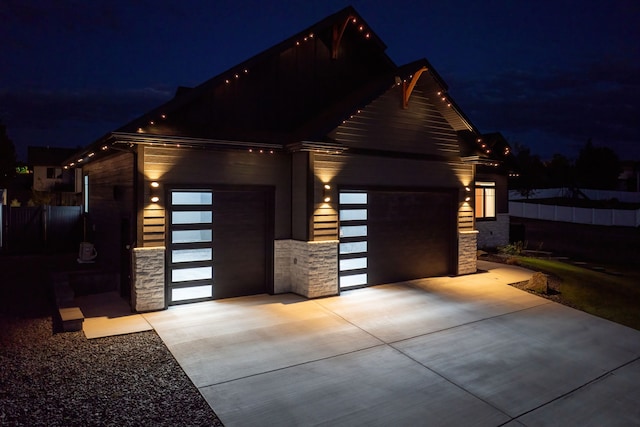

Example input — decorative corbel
[402,66,428,108]
[332,16,355,59]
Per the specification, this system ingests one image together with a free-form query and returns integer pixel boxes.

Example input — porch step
[58,306,84,332]
[50,272,84,333]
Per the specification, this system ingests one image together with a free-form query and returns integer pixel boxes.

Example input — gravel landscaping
[0,254,223,426]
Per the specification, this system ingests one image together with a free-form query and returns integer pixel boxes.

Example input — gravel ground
[0,254,223,426]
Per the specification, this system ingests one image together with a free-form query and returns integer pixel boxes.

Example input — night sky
[2,0,639,162]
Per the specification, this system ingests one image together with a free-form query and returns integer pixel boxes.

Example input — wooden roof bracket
[402,66,429,108]
[332,16,354,59]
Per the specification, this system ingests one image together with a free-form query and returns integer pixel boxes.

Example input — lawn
[514,257,640,331]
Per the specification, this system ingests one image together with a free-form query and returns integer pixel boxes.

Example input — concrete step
[58,306,84,332]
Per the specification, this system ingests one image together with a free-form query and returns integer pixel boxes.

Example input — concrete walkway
[142,261,640,426]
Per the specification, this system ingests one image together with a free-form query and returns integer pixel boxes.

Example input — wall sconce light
[464,186,471,202]
[323,184,332,203]
[150,181,160,203]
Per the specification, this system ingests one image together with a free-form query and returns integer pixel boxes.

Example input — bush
[498,241,525,256]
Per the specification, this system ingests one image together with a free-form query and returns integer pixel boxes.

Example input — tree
[0,121,17,188]
[546,153,574,188]
[575,139,621,190]
[511,142,547,197]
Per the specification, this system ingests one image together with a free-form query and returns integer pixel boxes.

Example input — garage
[167,188,273,305]
[339,189,456,290]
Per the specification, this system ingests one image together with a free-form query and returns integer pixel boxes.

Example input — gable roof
[66,6,492,166]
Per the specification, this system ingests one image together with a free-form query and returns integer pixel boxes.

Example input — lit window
[475,181,496,220]
[83,175,89,213]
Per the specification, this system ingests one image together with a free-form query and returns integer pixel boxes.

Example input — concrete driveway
[142,261,640,426]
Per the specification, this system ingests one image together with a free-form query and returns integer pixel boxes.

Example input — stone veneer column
[458,231,478,275]
[132,247,165,312]
[274,240,338,298]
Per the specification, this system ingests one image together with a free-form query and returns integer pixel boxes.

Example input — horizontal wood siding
[141,146,291,246]
[330,87,460,157]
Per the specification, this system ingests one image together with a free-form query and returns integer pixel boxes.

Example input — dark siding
[141,146,290,246]
[329,87,461,157]
[140,29,394,142]
[291,152,310,240]
[83,151,135,288]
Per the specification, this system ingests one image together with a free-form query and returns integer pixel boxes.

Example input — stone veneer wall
[132,247,165,312]
[476,213,510,249]
[458,231,478,275]
[274,239,338,298]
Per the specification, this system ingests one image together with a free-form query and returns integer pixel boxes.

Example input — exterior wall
[458,231,478,275]
[476,213,510,248]
[32,165,74,192]
[131,246,165,312]
[274,239,338,298]
[140,145,290,248]
[82,151,136,294]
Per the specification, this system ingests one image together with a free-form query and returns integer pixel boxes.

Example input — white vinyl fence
[509,202,640,227]
[509,188,640,203]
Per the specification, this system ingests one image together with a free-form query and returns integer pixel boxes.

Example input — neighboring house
[474,133,514,249]
[28,146,79,205]
[64,7,508,311]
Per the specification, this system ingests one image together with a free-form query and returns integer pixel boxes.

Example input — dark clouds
[452,60,640,159]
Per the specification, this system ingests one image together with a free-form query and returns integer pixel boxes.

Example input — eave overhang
[287,140,348,154]
[62,132,284,170]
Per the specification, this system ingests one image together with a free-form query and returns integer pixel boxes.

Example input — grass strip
[515,257,640,330]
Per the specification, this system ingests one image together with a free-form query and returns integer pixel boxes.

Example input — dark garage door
[168,188,272,305]
[339,189,455,289]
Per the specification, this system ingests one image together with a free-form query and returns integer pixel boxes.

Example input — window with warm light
[475,181,496,220]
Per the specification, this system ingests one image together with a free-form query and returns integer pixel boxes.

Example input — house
[28,146,80,205]
[64,6,508,311]
[474,132,514,249]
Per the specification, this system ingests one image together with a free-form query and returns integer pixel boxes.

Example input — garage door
[167,188,271,305]
[339,189,455,290]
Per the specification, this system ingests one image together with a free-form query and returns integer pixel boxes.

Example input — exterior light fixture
[323,184,332,203]
[150,181,160,203]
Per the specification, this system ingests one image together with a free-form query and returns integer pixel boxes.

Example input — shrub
[498,241,525,256]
